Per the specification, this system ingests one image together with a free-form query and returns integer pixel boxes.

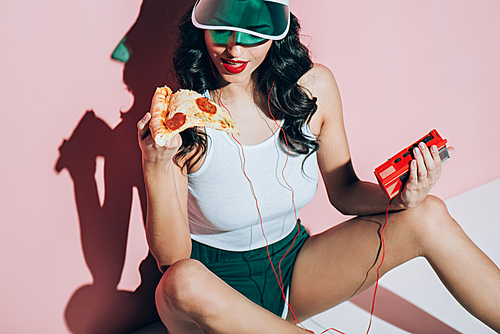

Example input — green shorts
[190,221,309,317]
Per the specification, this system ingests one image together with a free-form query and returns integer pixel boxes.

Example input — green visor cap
[192,0,290,41]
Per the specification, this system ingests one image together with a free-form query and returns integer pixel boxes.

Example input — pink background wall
[1,0,499,333]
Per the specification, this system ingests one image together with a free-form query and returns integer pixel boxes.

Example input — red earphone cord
[212,65,389,333]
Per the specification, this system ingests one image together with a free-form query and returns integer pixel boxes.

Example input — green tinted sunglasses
[208,30,267,45]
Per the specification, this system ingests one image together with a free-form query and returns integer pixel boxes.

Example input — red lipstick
[222,58,248,74]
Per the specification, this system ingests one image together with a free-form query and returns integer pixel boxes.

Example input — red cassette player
[374,129,450,199]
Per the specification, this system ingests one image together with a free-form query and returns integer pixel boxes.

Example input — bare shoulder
[299,63,339,93]
[299,63,343,136]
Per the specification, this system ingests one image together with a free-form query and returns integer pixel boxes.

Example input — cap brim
[192,0,290,40]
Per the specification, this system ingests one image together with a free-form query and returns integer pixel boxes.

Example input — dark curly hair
[172,6,319,172]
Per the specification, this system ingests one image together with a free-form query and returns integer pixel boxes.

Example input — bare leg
[287,196,500,331]
[155,259,311,334]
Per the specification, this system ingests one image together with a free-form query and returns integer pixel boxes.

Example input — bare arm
[304,64,443,215]
[138,113,191,271]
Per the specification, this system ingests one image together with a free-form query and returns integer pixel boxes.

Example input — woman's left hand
[399,142,444,209]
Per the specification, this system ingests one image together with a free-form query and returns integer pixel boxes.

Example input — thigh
[287,209,421,321]
[157,259,310,334]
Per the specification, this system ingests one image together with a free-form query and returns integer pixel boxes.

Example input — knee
[407,195,461,245]
[417,195,450,220]
[155,258,208,314]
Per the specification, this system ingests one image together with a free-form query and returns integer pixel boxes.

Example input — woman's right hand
[137,112,182,164]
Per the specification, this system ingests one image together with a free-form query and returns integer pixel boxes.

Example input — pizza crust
[149,86,173,146]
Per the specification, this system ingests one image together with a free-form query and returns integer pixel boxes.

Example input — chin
[217,71,252,85]
[222,74,250,84]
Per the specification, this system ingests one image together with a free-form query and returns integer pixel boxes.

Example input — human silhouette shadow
[55,0,195,333]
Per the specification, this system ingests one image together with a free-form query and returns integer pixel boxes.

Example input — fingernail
[431,145,437,152]
[414,147,420,155]
[419,142,426,149]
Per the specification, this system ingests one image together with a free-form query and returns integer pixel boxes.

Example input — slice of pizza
[149,86,239,146]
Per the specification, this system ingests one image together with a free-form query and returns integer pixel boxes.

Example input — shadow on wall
[53,0,462,333]
[55,0,195,333]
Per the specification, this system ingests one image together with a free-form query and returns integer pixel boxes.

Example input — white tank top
[187,122,319,251]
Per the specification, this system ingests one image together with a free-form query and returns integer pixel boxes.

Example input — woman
[137,0,500,332]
